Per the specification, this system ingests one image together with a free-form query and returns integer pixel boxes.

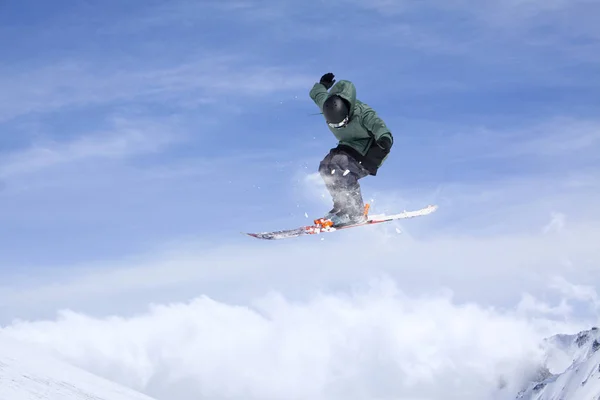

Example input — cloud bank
[3,277,589,400]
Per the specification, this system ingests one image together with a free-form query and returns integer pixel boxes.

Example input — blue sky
[1,0,598,268]
[1,1,600,399]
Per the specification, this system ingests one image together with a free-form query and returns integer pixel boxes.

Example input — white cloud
[499,118,600,159]
[516,293,572,318]
[543,212,566,234]
[425,117,600,167]
[96,1,290,35]
[548,276,600,311]
[1,277,586,400]
[358,0,598,34]
[0,117,180,180]
[0,55,312,123]
[346,0,600,75]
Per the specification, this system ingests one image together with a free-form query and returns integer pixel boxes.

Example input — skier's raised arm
[309,72,335,109]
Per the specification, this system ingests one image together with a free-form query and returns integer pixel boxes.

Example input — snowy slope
[517,327,600,400]
[0,333,156,400]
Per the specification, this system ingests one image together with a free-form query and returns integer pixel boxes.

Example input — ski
[245,204,437,240]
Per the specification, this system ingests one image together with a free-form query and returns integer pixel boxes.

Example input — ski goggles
[327,115,349,129]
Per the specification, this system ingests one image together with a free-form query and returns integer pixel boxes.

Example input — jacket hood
[327,80,357,115]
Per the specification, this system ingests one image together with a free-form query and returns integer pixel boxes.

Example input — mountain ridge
[517,327,600,400]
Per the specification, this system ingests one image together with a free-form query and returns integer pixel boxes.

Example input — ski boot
[316,204,370,228]
[329,213,367,227]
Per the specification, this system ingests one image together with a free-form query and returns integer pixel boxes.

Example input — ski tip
[243,232,279,240]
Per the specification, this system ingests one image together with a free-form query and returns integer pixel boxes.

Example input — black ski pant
[318,147,370,217]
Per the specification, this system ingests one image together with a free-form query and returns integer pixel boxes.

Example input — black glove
[320,72,335,90]
[376,136,392,152]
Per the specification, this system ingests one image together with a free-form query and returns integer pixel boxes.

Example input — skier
[310,72,393,226]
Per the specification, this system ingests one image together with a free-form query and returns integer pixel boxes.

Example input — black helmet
[323,95,350,128]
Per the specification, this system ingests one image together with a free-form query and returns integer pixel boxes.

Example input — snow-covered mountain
[517,327,600,400]
[0,333,155,400]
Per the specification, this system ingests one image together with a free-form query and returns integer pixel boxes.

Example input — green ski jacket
[310,79,393,174]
